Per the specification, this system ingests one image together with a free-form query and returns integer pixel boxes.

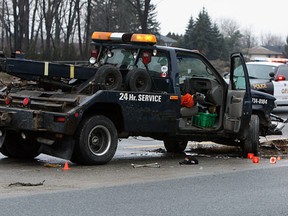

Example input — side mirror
[269,72,275,78]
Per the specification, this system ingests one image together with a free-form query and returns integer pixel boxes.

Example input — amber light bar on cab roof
[91,31,157,45]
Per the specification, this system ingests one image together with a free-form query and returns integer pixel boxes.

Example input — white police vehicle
[247,60,288,106]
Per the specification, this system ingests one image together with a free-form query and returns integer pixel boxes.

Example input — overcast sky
[151,0,288,40]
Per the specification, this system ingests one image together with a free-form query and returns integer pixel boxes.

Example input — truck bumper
[0,107,78,135]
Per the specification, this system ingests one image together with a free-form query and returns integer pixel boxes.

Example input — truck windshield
[176,52,216,83]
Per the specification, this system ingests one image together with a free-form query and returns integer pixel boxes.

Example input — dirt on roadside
[260,139,288,159]
[185,139,288,159]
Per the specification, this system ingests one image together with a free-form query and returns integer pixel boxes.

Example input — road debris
[260,139,288,158]
[149,148,166,153]
[131,163,160,168]
[8,180,45,187]
[44,163,62,168]
[179,155,199,165]
[261,143,281,151]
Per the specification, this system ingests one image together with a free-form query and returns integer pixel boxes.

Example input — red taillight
[55,116,66,123]
[74,112,79,118]
[91,49,98,58]
[276,75,286,81]
[23,97,30,106]
[142,51,151,65]
[4,96,12,105]
[89,50,98,64]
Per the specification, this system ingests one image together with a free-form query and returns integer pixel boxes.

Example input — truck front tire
[241,114,260,157]
[73,115,118,165]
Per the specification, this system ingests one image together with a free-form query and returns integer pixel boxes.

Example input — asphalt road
[1,152,288,216]
[0,107,288,215]
[1,164,288,216]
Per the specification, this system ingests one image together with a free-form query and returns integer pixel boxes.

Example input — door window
[231,57,247,90]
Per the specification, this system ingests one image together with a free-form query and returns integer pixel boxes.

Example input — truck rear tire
[125,68,152,92]
[163,139,188,153]
[0,132,10,157]
[73,115,118,165]
[0,143,11,157]
[94,65,122,90]
[3,131,40,159]
[241,114,260,157]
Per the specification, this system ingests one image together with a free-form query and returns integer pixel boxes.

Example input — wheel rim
[136,76,146,90]
[104,74,117,88]
[88,125,111,156]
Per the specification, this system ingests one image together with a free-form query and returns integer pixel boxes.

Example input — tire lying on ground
[94,65,122,90]
[163,139,188,153]
[125,68,152,92]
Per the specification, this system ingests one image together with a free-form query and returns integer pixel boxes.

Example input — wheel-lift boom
[0,56,97,81]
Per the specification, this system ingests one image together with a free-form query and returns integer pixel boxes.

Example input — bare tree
[217,18,242,53]
[40,0,61,59]
[84,0,92,56]
[62,0,78,59]
[76,0,84,57]
[28,0,40,55]
[217,18,240,38]
[127,0,151,33]
[10,0,30,51]
[260,32,285,46]
[0,0,7,51]
[1,0,14,53]
[241,27,258,50]
[0,0,158,60]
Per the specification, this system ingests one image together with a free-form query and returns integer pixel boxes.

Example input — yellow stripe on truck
[70,65,75,78]
[44,62,49,76]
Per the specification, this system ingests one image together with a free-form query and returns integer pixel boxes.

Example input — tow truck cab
[86,32,255,155]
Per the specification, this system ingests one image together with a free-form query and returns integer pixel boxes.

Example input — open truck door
[224,52,252,134]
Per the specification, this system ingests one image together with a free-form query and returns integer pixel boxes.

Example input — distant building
[156,35,177,46]
[243,46,285,61]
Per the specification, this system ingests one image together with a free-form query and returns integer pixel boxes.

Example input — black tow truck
[0,32,283,164]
